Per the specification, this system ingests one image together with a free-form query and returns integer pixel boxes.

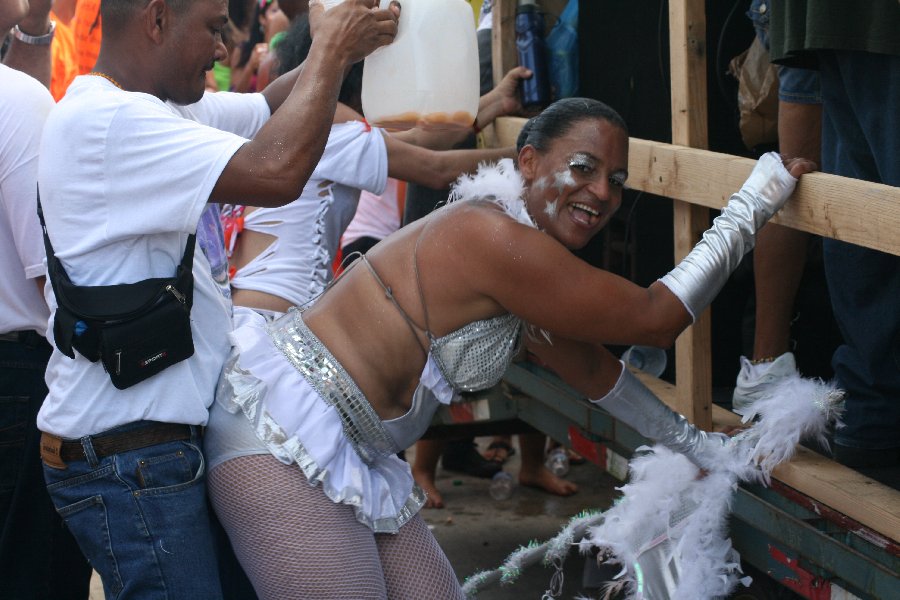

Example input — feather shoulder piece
[448,158,535,228]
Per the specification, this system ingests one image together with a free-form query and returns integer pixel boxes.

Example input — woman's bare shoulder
[438,198,533,233]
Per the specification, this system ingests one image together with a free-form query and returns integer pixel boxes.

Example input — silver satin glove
[659,152,797,320]
[591,362,730,470]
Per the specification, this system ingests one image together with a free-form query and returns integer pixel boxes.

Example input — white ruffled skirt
[208,307,452,533]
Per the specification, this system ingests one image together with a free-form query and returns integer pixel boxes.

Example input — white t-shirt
[230,120,388,305]
[341,178,402,247]
[0,66,54,335]
[37,75,270,438]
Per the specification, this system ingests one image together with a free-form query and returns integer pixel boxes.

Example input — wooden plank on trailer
[490,119,900,257]
[491,0,516,88]
[668,0,708,147]
[633,371,900,544]
[628,140,900,257]
[668,0,712,430]
[711,404,900,544]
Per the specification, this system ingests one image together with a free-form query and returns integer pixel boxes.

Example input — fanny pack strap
[36,185,196,358]
[36,185,196,308]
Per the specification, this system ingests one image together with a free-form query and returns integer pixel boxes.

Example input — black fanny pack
[38,190,196,390]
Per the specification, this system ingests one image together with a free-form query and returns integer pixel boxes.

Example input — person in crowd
[410,0,578,507]
[1,3,93,598]
[340,178,405,258]
[72,0,101,74]
[46,0,78,100]
[35,1,399,598]
[204,96,813,599]
[230,0,287,92]
[732,0,824,416]
[767,0,900,485]
[222,14,521,318]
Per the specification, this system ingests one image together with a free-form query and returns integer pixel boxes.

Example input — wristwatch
[10,21,56,46]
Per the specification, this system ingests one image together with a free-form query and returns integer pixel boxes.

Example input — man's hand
[485,66,531,117]
[17,0,52,36]
[308,0,401,66]
[3,0,53,87]
[782,156,817,179]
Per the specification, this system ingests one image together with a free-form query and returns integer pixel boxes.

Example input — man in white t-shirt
[36,0,399,597]
[1,2,94,597]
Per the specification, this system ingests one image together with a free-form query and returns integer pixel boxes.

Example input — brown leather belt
[0,330,49,350]
[40,422,194,470]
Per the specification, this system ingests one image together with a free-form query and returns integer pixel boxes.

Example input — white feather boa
[448,158,536,228]
[462,375,843,599]
[581,373,843,600]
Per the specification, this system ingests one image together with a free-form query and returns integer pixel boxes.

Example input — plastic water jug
[361,0,480,131]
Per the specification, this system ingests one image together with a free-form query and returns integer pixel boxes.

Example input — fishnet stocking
[376,514,465,599]
[208,454,464,600]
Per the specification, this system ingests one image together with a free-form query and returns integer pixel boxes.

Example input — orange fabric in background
[50,14,78,101]
[73,0,102,75]
[395,180,407,221]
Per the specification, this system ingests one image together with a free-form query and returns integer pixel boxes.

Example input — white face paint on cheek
[544,198,559,218]
[534,176,549,191]
[552,169,575,192]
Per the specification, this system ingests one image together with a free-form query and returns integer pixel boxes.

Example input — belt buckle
[40,433,68,470]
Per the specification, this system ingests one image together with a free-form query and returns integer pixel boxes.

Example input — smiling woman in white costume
[203,97,815,599]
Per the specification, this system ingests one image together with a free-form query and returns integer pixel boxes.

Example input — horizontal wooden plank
[492,117,900,256]
[633,371,900,544]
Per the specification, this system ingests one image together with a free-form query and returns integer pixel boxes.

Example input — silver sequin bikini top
[357,160,536,393]
[361,252,522,394]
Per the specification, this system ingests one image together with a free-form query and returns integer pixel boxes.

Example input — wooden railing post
[668,0,712,429]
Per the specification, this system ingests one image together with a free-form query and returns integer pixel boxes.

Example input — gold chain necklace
[88,71,123,90]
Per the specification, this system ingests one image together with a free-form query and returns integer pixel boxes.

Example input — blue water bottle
[515,0,551,108]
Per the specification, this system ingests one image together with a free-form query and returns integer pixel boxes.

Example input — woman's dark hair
[229,0,255,31]
[515,98,628,154]
[275,15,364,110]
[237,1,267,68]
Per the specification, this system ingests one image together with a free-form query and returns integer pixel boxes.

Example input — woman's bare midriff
[302,266,429,422]
[231,288,294,313]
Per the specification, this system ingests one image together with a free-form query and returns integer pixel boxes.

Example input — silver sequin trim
[268,310,400,463]
[430,313,523,392]
[221,319,426,532]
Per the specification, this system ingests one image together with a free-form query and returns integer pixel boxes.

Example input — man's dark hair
[101,0,193,30]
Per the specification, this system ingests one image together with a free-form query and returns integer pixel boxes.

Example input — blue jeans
[747,0,821,104]
[43,422,224,599]
[818,49,900,451]
[0,336,91,600]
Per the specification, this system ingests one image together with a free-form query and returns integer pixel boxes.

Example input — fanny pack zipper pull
[165,284,186,304]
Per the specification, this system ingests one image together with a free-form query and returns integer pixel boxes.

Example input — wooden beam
[490,119,900,257]
[635,371,900,544]
[492,115,527,147]
[668,0,711,430]
[627,140,900,257]
[491,0,516,88]
[668,0,708,148]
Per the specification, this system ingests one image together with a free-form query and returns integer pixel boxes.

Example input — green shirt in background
[213,62,231,92]
[769,0,900,68]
